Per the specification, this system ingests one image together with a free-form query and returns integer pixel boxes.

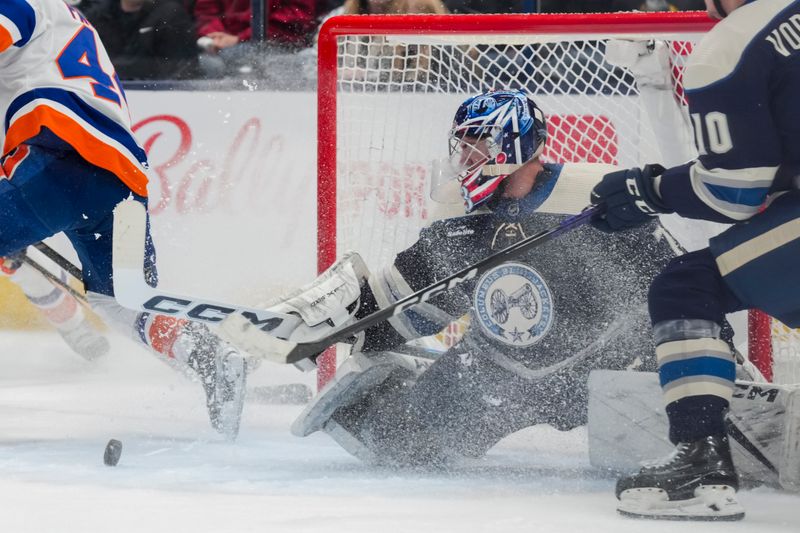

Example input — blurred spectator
[444,0,522,13]
[65,0,97,11]
[613,0,705,10]
[84,0,198,80]
[539,1,615,12]
[195,0,318,77]
[340,0,448,14]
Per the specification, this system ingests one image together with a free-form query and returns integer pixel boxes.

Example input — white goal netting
[317,12,799,384]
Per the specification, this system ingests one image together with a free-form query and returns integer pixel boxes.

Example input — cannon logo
[473,262,553,347]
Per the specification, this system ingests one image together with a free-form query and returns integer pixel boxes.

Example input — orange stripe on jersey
[3,144,31,179]
[0,25,13,53]
[2,144,29,179]
[4,105,149,196]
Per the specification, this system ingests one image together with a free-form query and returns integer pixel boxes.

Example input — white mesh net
[322,18,799,384]
[334,33,695,267]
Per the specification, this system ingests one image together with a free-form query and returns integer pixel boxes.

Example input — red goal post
[315,11,795,387]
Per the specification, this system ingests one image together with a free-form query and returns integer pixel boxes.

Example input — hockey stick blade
[111,199,304,340]
[219,205,603,365]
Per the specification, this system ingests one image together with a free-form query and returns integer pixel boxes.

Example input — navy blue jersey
[659,0,800,223]
[359,164,678,371]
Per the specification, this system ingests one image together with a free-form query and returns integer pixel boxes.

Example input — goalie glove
[265,251,370,368]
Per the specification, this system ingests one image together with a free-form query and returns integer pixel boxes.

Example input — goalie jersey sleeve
[657,0,800,223]
[0,0,149,196]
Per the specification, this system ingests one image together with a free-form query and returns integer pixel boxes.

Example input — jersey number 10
[690,112,733,156]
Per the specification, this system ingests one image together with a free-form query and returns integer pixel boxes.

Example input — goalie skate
[616,435,745,521]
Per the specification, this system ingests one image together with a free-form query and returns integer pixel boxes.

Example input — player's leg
[1,144,248,439]
[87,292,247,439]
[295,346,550,466]
[0,254,109,361]
[616,246,745,520]
[709,189,800,329]
[295,309,655,467]
[0,159,111,360]
[56,159,249,440]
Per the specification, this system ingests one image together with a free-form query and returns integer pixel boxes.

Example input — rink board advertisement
[124,91,319,306]
[124,89,654,307]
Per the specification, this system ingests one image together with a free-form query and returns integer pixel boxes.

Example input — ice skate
[616,435,744,521]
[183,323,248,441]
[58,318,110,362]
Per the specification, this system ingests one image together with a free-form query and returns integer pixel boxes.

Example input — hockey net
[316,12,799,386]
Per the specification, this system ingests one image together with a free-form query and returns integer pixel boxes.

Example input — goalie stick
[111,200,304,339]
[219,205,603,365]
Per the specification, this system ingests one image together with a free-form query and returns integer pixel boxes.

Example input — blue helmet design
[447,90,548,212]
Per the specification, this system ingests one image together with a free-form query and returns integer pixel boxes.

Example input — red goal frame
[315,11,781,387]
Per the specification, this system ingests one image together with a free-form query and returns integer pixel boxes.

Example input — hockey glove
[590,164,672,232]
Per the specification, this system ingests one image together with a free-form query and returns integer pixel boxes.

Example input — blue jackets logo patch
[473,262,553,347]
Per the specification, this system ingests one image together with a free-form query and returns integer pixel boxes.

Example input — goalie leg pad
[780,385,800,490]
[291,351,429,436]
[588,369,800,491]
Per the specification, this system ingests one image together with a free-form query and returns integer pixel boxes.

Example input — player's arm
[0,0,37,54]
[358,223,473,352]
[262,221,474,360]
[591,25,780,229]
[655,29,780,223]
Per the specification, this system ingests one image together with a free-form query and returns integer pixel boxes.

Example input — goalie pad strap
[368,264,456,341]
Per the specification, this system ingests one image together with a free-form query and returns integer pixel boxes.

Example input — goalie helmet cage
[316,11,796,388]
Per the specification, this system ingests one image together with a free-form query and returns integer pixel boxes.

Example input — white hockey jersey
[0,0,148,196]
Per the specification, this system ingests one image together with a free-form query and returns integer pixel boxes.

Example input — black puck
[104,439,123,466]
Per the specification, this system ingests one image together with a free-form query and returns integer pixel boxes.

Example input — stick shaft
[33,242,83,283]
[20,254,89,306]
[287,206,601,363]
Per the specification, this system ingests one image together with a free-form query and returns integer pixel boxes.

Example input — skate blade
[215,353,247,442]
[617,485,745,521]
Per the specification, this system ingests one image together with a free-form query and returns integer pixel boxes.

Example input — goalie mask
[431,90,547,213]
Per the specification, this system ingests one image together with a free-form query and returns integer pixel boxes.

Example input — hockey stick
[32,242,84,283]
[220,205,603,364]
[111,199,305,339]
[19,253,89,306]
[725,417,780,477]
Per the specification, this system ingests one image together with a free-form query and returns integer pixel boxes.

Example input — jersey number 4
[57,26,122,107]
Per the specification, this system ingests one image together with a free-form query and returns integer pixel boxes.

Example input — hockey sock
[5,259,86,333]
[656,336,736,443]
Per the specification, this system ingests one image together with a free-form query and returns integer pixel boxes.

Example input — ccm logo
[143,296,283,331]
[394,269,478,314]
[733,384,779,403]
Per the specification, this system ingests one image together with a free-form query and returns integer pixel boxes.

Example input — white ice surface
[0,331,797,533]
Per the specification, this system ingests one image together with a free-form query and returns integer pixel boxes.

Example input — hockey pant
[0,142,201,369]
[327,309,654,466]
